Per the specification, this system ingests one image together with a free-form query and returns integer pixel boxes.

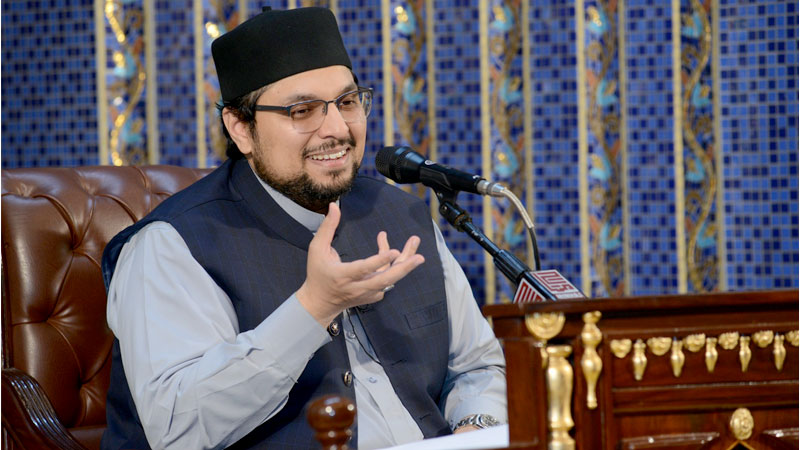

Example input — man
[101,7,506,449]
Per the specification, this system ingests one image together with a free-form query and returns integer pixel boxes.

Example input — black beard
[251,138,360,213]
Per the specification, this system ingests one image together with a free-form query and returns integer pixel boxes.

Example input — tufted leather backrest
[1,165,211,448]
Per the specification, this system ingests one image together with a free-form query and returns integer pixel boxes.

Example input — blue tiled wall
[2,0,797,297]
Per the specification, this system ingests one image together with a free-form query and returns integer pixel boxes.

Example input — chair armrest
[1,368,87,450]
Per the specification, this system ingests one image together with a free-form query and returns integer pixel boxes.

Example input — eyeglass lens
[289,89,372,132]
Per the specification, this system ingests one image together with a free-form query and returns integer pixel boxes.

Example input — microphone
[376,146,506,196]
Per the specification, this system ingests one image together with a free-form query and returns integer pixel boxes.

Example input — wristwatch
[454,414,500,430]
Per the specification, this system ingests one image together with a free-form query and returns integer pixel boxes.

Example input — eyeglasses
[254,87,373,133]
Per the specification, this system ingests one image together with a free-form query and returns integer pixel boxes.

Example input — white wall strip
[672,0,688,293]
[95,0,109,165]
[194,0,207,168]
[144,0,159,164]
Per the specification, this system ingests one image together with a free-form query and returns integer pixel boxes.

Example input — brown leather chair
[2,165,210,450]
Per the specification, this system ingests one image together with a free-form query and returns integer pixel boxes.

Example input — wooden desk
[483,290,798,449]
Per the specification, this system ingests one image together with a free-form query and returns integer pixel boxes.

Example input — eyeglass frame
[252,87,373,132]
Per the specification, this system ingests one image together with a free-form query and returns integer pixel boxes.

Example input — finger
[358,252,425,290]
[396,235,421,263]
[311,202,340,250]
[377,231,389,253]
[345,248,401,279]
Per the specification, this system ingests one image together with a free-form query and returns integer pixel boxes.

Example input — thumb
[313,202,341,249]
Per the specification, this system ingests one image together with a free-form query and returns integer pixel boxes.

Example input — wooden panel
[483,290,799,450]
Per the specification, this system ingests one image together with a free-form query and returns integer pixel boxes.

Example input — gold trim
[546,345,575,450]
[739,335,752,372]
[580,312,602,409]
[426,0,438,226]
[670,339,685,377]
[575,0,590,295]
[618,0,631,295]
[753,330,774,348]
[238,0,247,20]
[647,337,672,356]
[712,0,726,289]
[718,332,739,350]
[381,0,393,148]
[632,339,647,381]
[672,0,687,293]
[610,339,632,358]
[479,0,495,305]
[684,333,706,352]
[194,0,206,168]
[144,0,158,164]
[95,0,109,165]
[729,408,754,441]
[787,330,799,346]
[522,0,535,270]
[774,334,786,371]
[525,313,566,341]
[288,0,296,9]
[705,336,718,373]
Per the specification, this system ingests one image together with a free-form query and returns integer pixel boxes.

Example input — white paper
[376,424,509,450]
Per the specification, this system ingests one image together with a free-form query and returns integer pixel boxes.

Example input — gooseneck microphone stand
[434,189,557,301]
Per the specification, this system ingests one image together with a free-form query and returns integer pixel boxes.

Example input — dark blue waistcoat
[100,159,452,449]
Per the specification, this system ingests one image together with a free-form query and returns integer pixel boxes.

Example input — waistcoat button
[328,320,340,337]
[343,370,353,387]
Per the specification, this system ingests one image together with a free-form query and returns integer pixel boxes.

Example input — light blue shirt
[107,175,507,450]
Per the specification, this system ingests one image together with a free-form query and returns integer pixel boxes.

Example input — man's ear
[222,108,255,156]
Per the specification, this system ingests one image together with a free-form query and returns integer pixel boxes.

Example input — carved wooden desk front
[483,290,798,450]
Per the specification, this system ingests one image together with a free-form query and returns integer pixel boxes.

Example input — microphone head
[375,146,425,183]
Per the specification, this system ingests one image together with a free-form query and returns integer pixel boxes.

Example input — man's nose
[317,102,350,137]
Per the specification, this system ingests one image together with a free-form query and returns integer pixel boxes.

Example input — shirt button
[368,377,377,384]
[343,370,353,387]
[328,321,340,337]
[346,331,356,339]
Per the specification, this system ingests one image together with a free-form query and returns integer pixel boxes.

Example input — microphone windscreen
[375,146,401,179]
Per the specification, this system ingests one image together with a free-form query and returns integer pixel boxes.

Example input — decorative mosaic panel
[529,1,583,287]
[338,0,386,179]
[582,0,626,297]
[718,0,799,290]
[432,0,487,302]
[103,0,149,165]
[680,0,720,292]
[488,0,530,302]
[1,0,99,168]
[1,0,797,298]
[156,0,197,166]
[623,0,679,294]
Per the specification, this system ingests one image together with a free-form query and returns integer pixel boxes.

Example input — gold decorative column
[580,311,602,409]
[546,345,575,450]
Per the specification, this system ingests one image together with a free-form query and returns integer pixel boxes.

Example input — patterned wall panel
[388,0,433,206]
[488,0,531,302]
[718,0,799,290]
[1,0,99,168]
[679,0,721,292]
[433,0,488,302]
[623,0,679,294]
[580,0,627,297]
[156,0,197,166]
[102,0,150,165]
[338,0,385,179]
[1,0,797,297]
[529,1,583,288]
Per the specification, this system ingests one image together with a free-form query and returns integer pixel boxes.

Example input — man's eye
[338,95,359,109]
[290,104,318,119]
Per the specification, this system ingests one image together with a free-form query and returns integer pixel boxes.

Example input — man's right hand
[296,202,426,326]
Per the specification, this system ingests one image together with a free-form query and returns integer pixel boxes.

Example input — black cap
[211,7,353,103]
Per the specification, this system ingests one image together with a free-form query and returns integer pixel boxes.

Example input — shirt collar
[249,164,331,233]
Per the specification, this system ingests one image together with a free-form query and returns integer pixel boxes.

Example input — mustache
[302,137,356,158]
